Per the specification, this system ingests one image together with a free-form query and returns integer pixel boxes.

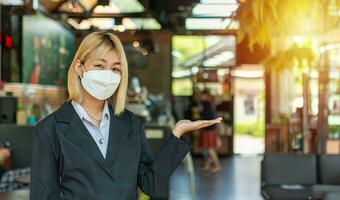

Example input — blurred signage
[0,34,13,49]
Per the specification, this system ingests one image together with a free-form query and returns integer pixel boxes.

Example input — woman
[199,90,222,173]
[30,31,221,200]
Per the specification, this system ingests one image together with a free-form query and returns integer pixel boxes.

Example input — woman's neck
[81,90,105,118]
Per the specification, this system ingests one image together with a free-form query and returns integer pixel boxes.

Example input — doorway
[233,67,265,154]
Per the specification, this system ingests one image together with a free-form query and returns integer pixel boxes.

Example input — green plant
[262,44,316,72]
[329,125,340,138]
[235,119,265,138]
[139,193,150,200]
[235,0,325,50]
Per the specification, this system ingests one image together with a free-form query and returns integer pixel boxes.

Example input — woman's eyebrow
[98,58,120,64]
[97,58,120,66]
[98,58,108,63]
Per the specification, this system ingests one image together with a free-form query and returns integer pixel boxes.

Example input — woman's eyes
[93,64,120,72]
[112,67,120,72]
[94,64,104,69]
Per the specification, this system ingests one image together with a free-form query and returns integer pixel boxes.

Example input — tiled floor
[170,155,263,200]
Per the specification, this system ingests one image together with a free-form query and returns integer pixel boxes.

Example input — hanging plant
[262,44,316,72]
[235,0,325,51]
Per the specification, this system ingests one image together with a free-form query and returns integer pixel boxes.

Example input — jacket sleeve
[30,127,60,200]
[0,165,6,178]
[137,121,192,196]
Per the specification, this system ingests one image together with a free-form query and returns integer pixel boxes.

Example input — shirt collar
[71,100,110,122]
[102,101,110,120]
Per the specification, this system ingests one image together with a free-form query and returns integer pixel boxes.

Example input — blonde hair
[67,31,128,115]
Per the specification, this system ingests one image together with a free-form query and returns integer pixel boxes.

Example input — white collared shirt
[71,100,110,158]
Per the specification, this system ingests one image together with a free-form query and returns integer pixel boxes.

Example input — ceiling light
[123,18,161,30]
[141,50,149,56]
[0,0,24,5]
[133,41,140,48]
[172,70,192,78]
[117,25,125,32]
[200,0,237,3]
[94,4,120,13]
[94,0,144,13]
[231,70,263,78]
[186,18,224,30]
[91,18,115,29]
[172,51,181,57]
[203,51,235,66]
[193,3,238,17]
[191,67,200,74]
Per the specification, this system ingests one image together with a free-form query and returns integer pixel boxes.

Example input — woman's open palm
[172,117,222,137]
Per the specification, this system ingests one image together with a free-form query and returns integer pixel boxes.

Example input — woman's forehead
[101,50,120,62]
[90,50,121,65]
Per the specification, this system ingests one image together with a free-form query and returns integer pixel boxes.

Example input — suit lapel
[105,106,131,172]
[55,101,115,180]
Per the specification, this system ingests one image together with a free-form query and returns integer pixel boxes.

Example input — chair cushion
[319,155,340,184]
[0,125,34,169]
[312,185,340,199]
[323,192,340,200]
[263,186,312,200]
[263,154,317,185]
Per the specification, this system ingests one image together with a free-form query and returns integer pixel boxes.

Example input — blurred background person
[199,90,221,173]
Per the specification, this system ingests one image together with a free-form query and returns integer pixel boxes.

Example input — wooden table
[0,189,29,200]
[265,124,289,153]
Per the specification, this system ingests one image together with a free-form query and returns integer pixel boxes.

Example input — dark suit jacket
[0,166,5,178]
[30,101,192,200]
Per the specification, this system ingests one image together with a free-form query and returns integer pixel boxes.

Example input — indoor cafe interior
[0,0,339,200]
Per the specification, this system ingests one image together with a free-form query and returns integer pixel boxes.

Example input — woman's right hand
[172,118,222,138]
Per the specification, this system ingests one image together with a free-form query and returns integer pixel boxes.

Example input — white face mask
[81,68,121,100]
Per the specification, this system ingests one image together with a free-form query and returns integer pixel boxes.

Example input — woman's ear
[75,60,84,78]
